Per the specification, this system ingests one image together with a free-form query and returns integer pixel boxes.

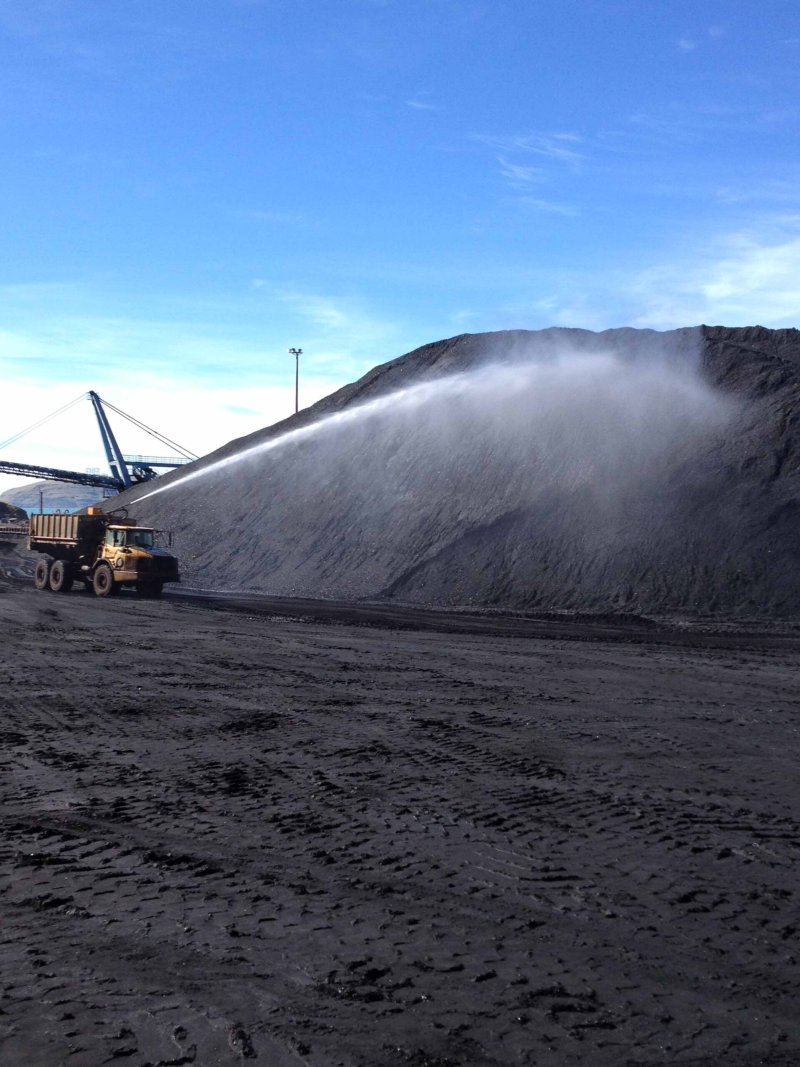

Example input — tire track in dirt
[1,586,799,1065]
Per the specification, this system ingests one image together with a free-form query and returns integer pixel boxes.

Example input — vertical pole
[88,391,132,488]
[288,348,302,414]
[39,488,44,515]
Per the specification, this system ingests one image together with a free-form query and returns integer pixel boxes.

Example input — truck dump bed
[29,513,106,550]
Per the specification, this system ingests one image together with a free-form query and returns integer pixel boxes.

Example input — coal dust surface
[118,325,800,617]
[2,579,800,1066]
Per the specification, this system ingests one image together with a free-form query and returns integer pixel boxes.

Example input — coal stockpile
[117,325,800,616]
[0,501,27,522]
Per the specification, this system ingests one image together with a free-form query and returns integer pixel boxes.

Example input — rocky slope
[0,501,27,522]
[113,325,800,616]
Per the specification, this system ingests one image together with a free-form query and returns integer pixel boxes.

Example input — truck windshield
[127,530,154,548]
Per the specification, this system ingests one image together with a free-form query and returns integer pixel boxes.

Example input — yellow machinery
[29,507,179,599]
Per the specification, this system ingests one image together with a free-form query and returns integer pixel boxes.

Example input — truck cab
[97,523,180,597]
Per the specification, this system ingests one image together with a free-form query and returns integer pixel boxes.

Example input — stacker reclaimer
[0,390,197,493]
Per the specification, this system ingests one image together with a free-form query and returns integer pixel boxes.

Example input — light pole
[39,488,44,515]
[288,348,302,414]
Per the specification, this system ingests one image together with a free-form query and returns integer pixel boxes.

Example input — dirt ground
[1,576,799,1067]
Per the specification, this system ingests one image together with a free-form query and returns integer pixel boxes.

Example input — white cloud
[267,284,403,364]
[714,178,800,206]
[522,220,800,331]
[623,102,773,150]
[477,131,585,166]
[0,314,272,385]
[497,156,544,187]
[406,93,441,112]
[516,196,578,217]
[448,308,482,329]
[477,131,586,212]
[276,290,352,330]
[631,224,800,328]
[675,27,724,51]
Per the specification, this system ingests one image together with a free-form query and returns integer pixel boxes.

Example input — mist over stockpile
[120,326,800,615]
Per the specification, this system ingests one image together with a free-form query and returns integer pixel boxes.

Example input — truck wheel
[34,559,52,590]
[49,560,74,593]
[93,564,116,598]
[136,579,163,599]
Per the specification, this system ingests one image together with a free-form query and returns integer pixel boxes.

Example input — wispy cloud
[676,26,725,52]
[0,315,268,384]
[518,218,800,331]
[477,131,585,210]
[516,196,578,217]
[275,290,353,331]
[251,282,406,376]
[448,308,482,329]
[622,100,791,151]
[714,178,800,206]
[406,93,441,112]
[630,221,800,328]
[497,156,544,188]
[478,131,585,166]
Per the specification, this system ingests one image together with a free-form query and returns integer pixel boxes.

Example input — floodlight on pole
[288,348,303,414]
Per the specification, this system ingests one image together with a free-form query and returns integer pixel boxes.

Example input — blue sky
[1,0,800,488]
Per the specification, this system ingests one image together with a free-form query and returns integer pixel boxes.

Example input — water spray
[133,343,733,514]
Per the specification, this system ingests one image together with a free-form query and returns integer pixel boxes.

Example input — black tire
[34,559,52,591]
[136,579,163,599]
[93,564,116,598]
[49,560,73,593]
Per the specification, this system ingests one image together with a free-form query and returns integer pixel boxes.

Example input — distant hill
[0,480,110,515]
[112,325,800,617]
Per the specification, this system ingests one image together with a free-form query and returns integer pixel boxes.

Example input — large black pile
[115,325,800,616]
[0,501,27,522]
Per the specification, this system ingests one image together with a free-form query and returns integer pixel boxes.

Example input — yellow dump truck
[29,507,179,598]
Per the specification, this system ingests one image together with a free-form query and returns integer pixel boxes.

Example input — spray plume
[129,333,741,607]
[137,344,730,506]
